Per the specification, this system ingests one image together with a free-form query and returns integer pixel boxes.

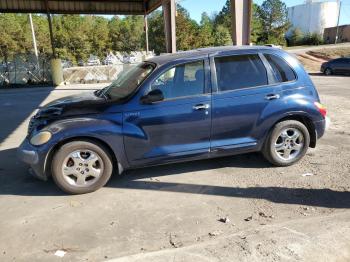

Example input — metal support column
[46,13,57,58]
[29,14,39,59]
[230,0,252,46]
[45,10,63,86]
[143,1,150,54]
[162,0,176,53]
[335,0,342,44]
[144,15,149,53]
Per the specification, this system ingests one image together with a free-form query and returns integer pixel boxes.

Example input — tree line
[0,0,291,64]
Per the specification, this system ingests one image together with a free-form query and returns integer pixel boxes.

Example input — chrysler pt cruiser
[18,46,327,194]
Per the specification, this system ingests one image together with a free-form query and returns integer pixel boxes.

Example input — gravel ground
[0,76,349,261]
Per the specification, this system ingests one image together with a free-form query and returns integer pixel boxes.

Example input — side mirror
[141,89,164,104]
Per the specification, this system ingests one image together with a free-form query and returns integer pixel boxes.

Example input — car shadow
[1,147,349,209]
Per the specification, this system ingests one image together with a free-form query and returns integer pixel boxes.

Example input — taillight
[314,102,327,117]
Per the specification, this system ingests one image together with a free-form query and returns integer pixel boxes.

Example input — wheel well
[273,115,317,148]
[44,136,118,177]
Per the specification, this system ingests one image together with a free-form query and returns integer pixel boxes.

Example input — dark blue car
[18,46,328,194]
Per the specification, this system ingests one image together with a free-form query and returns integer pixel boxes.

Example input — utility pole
[143,1,149,55]
[29,14,39,66]
[144,15,149,54]
[335,0,342,44]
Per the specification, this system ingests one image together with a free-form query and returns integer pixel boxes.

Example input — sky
[179,0,350,26]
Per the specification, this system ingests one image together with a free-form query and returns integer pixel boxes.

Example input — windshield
[102,62,155,100]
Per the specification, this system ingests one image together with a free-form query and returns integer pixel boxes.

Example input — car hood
[36,91,107,119]
[44,91,101,107]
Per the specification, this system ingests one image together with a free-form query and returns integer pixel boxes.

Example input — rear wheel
[324,67,332,76]
[52,140,113,194]
[262,120,310,166]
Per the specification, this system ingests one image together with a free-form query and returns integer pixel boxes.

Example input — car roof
[332,57,350,61]
[146,45,275,66]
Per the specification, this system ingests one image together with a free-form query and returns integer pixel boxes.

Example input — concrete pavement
[0,76,349,261]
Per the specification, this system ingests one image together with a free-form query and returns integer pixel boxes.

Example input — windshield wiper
[94,90,102,97]
[94,89,112,101]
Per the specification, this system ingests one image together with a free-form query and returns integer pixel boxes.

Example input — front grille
[27,117,36,136]
[27,112,40,136]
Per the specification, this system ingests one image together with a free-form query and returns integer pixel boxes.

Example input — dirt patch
[296,55,322,73]
[307,47,350,60]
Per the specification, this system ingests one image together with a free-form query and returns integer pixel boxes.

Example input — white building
[287,0,340,35]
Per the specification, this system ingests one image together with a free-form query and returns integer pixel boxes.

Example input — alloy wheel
[274,128,304,161]
[61,150,104,187]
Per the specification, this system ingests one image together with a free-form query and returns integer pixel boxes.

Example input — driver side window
[150,61,205,100]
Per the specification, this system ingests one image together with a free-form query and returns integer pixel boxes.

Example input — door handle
[193,104,210,110]
[265,94,280,100]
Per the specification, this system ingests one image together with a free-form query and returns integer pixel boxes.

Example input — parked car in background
[77,60,85,67]
[321,57,350,75]
[61,60,73,69]
[18,46,327,194]
[264,44,282,49]
[123,54,137,64]
[104,53,120,65]
[87,55,101,66]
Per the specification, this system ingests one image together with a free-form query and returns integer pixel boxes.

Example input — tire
[324,68,332,76]
[52,140,113,194]
[262,120,310,167]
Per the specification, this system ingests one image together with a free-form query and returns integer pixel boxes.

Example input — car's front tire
[262,120,310,166]
[52,140,113,194]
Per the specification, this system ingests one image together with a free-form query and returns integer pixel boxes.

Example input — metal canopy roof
[0,0,162,15]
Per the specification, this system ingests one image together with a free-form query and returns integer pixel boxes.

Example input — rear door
[332,58,346,74]
[210,51,278,154]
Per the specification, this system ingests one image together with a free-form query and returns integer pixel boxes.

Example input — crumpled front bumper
[17,139,48,181]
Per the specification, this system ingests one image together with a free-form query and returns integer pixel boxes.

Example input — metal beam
[230,0,252,46]
[0,0,163,15]
[162,0,176,53]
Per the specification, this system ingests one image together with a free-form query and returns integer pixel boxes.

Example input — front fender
[42,113,129,174]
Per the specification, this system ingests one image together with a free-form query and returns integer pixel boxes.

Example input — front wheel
[52,140,113,194]
[262,120,310,166]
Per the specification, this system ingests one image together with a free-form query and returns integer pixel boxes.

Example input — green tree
[250,3,264,44]
[215,0,231,29]
[288,27,304,46]
[54,15,92,62]
[197,12,214,47]
[176,5,200,51]
[148,11,166,54]
[108,16,123,51]
[213,25,232,46]
[258,0,290,45]
[119,16,145,52]
[32,15,51,55]
[89,16,110,57]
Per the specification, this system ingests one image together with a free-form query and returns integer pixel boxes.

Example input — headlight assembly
[30,131,52,146]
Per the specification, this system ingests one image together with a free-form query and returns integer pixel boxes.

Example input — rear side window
[215,54,268,91]
[264,54,296,83]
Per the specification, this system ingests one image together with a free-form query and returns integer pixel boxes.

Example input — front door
[123,59,212,166]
